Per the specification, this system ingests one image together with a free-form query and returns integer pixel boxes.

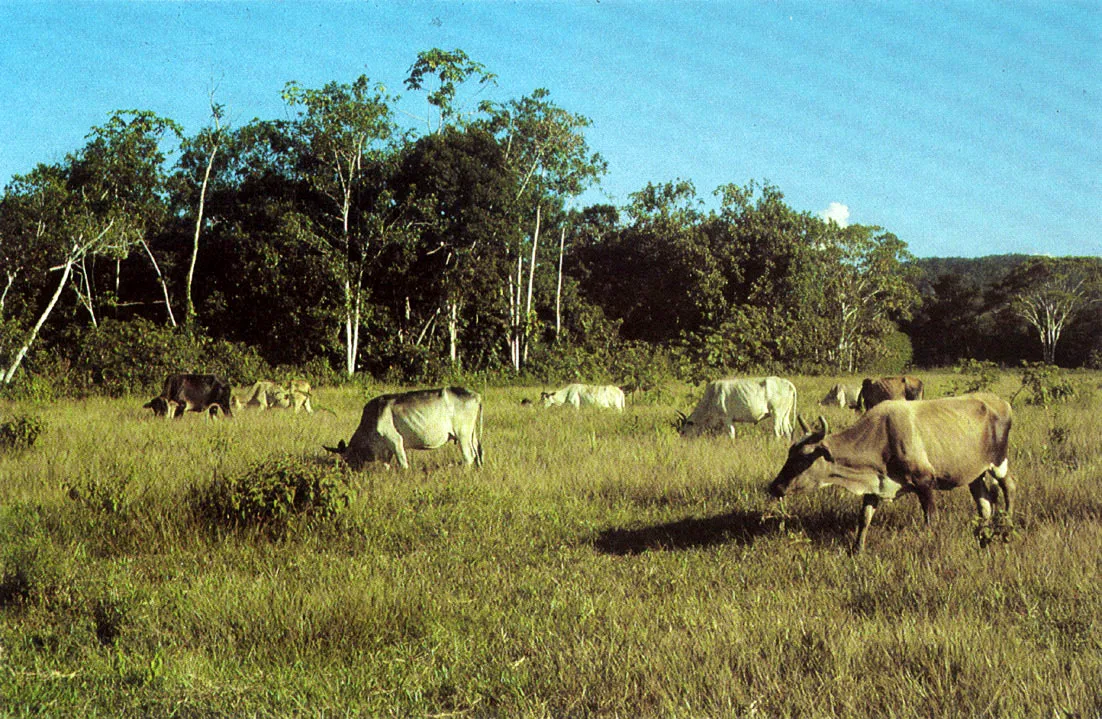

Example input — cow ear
[817,442,833,462]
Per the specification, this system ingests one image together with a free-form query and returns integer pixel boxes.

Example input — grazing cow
[540,384,626,411]
[232,379,315,414]
[144,373,233,419]
[324,387,483,470]
[235,380,292,411]
[679,377,797,439]
[767,393,1014,552]
[858,375,925,411]
[288,378,314,414]
[820,383,862,410]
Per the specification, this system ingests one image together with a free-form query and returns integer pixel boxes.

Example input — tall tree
[481,88,606,369]
[1,163,138,384]
[281,76,402,376]
[1004,257,1101,365]
[810,223,919,371]
[67,110,181,327]
[179,92,226,326]
[404,48,497,133]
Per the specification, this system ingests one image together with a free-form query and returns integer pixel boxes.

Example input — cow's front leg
[855,495,880,553]
[991,459,1014,516]
[916,485,937,526]
[969,476,994,523]
[390,437,410,469]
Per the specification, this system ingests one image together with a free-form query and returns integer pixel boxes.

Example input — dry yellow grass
[1,373,1099,717]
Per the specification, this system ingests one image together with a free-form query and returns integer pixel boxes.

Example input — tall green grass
[1,374,1098,717]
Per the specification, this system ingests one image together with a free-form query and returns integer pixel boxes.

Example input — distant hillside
[909,254,1032,290]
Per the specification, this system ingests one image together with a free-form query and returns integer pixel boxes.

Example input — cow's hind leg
[855,495,880,553]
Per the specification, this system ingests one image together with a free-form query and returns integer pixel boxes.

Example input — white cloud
[820,202,850,228]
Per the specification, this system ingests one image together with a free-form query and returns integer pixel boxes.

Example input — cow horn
[817,415,829,436]
[323,439,348,455]
[798,415,810,434]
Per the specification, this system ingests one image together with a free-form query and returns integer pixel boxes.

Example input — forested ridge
[2,50,1099,396]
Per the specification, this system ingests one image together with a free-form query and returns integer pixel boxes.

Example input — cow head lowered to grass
[324,387,483,470]
[767,393,1014,552]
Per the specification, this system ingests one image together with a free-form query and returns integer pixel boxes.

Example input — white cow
[679,377,797,439]
[324,387,483,469]
[234,380,292,411]
[819,383,862,410]
[541,383,625,411]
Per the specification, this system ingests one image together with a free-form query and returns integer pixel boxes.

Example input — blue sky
[2,1,1098,258]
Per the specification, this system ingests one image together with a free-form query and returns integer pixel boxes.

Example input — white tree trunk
[140,238,177,327]
[0,270,17,318]
[448,300,459,365]
[522,204,541,364]
[554,225,565,342]
[343,279,360,377]
[186,138,218,325]
[3,257,74,385]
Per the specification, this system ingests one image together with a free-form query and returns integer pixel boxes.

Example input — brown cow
[858,375,924,411]
[768,393,1013,552]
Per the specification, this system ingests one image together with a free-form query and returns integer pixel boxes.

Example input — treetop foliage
[2,48,1097,396]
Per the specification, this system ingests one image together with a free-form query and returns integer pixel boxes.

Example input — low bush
[949,358,1001,394]
[190,456,351,532]
[1013,361,1077,406]
[0,414,45,451]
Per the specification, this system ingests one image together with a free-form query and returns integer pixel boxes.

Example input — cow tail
[476,399,485,467]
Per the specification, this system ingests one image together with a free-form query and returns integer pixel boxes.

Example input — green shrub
[1013,362,1077,406]
[949,359,1001,394]
[68,318,272,396]
[190,456,351,531]
[0,414,45,451]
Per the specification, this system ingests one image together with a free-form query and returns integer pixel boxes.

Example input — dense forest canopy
[1,50,1099,395]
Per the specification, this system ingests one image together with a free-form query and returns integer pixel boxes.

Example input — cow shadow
[590,505,858,555]
[591,508,779,555]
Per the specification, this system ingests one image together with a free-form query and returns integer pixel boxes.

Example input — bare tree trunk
[73,255,97,327]
[447,299,459,365]
[140,238,177,327]
[522,204,541,364]
[1,269,19,319]
[186,96,223,326]
[508,251,523,372]
[554,225,565,342]
[3,257,74,385]
[343,280,358,376]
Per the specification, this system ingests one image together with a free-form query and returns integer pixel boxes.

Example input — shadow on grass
[591,505,857,555]
[592,509,775,555]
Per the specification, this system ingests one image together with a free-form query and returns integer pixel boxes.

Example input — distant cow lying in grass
[819,383,862,410]
[232,379,315,414]
[324,387,483,470]
[540,384,625,411]
[144,373,233,419]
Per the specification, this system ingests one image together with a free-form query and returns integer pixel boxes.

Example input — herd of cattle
[141,372,1014,552]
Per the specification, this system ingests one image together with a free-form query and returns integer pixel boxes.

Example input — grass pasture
[1,374,1099,718]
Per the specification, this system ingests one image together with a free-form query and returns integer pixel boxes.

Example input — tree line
[1,49,1098,396]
